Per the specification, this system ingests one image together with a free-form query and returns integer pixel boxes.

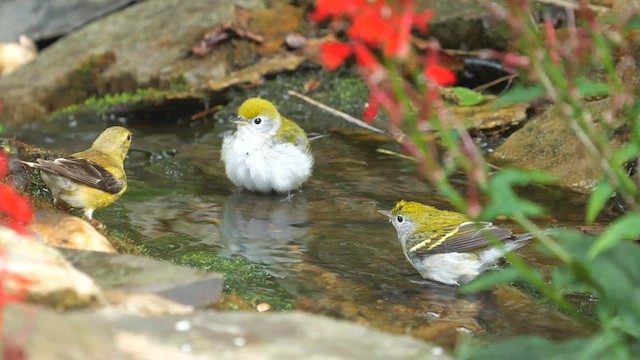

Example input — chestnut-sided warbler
[21,126,132,221]
[221,98,313,195]
[378,200,535,286]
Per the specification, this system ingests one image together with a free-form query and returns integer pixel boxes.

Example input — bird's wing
[276,118,310,149]
[413,222,514,255]
[34,157,125,194]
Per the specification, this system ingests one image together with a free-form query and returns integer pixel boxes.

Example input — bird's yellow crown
[391,200,469,233]
[238,98,280,120]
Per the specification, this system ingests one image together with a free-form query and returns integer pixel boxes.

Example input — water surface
[7,102,594,346]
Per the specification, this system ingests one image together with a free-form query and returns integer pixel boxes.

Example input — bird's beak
[377,210,392,218]
[233,117,249,126]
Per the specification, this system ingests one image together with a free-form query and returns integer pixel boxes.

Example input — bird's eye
[253,117,262,125]
[126,134,132,142]
[397,215,404,223]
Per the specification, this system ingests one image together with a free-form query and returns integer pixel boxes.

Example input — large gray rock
[60,248,224,307]
[0,0,264,126]
[0,0,142,42]
[4,304,124,360]
[112,311,449,359]
[5,305,449,359]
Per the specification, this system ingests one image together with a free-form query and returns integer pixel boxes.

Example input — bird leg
[280,191,295,202]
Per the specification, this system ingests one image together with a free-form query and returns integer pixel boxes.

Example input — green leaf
[456,335,600,360]
[586,179,614,224]
[576,79,610,97]
[611,143,640,164]
[459,267,520,293]
[450,87,486,106]
[588,213,640,258]
[494,85,545,108]
[482,168,555,219]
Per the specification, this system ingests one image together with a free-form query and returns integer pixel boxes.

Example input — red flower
[347,6,389,45]
[382,2,414,57]
[424,64,456,86]
[0,152,34,233]
[309,0,366,22]
[363,94,380,122]
[352,43,380,71]
[0,152,7,179]
[0,185,33,232]
[413,9,434,32]
[320,41,353,70]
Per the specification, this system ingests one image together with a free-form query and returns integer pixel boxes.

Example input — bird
[378,200,538,286]
[21,126,132,221]
[221,98,313,196]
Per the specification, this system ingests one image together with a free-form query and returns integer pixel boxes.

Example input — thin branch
[473,74,518,93]
[376,148,417,161]
[191,105,222,121]
[287,90,386,134]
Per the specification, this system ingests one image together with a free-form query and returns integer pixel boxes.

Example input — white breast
[221,129,313,193]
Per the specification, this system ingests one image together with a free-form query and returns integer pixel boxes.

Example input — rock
[0,0,142,43]
[7,305,446,359]
[102,290,194,316]
[0,226,101,309]
[29,209,117,253]
[0,0,517,127]
[425,0,509,50]
[111,311,450,359]
[4,304,125,360]
[0,0,264,126]
[490,100,623,193]
[59,248,224,307]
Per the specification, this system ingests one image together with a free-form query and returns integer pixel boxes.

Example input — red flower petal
[310,0,367,22]
[320,41,353,71]
[424,64,457,86]
[363,94,380,122]
[0,152,7,179]
[0,185,34,232]
[413,9,434,33]
[353,43,380,70]
[383,4,413,58]
[347,7,389,45]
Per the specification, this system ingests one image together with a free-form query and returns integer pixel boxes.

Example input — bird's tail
[19,159,42,168]
[479,228,559,269]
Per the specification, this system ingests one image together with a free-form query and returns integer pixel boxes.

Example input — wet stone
[4,304,124,360]
[59,248,224,307]
[112,311,451,359]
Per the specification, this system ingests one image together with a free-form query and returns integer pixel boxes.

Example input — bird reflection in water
[220,192,310,277]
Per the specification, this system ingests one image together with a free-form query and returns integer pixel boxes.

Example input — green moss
[101,227,148,255]
[168,72,189,92]
[52,88,170,117]
[177,252,295,310]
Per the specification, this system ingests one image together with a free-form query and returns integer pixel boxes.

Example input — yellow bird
[22,126,132,221]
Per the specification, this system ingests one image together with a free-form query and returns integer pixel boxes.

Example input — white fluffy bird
[221,98,313,195]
